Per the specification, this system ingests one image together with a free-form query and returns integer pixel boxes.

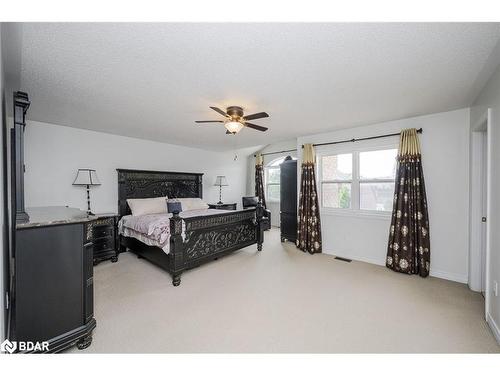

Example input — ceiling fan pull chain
[233,132,238,161]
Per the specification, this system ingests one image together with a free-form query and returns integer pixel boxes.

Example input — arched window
[265,156,296,202]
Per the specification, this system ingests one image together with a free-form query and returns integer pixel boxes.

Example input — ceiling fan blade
[209,106,230,118]
[195,120,224,123]
[242,112,269,121]
[244,122,268,132]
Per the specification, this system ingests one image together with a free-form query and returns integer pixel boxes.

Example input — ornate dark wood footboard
[117,169,265,286]
[169,207,264,285]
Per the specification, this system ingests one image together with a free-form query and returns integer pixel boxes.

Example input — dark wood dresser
[280,157,298,243]
[91,213,119,266]
[12,207,97,353]
[8,94,95,352]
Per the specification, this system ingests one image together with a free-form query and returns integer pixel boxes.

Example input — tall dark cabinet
[280,157,297,243]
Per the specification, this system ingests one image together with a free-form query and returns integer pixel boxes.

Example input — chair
[242,196,271,231]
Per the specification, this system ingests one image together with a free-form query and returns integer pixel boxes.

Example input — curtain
[386,128,430,277]
[296,144,322,254]
[255,153,267,209]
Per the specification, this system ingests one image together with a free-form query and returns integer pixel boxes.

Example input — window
[321,153,352,209]
[359,149,398,211]
[319,147,397,213]
[264,156,296,202]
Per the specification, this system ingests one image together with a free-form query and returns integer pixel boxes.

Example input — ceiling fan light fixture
[196,106,268,134]
[224,120,244,134]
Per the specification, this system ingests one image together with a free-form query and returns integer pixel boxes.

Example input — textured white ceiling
[15,23,500,150]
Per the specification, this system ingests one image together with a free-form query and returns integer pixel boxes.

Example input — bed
[117,169,265,286]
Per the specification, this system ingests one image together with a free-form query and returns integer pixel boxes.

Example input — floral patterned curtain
[296,144,322,254]
[386,128,430,277]
[255,153,267,209]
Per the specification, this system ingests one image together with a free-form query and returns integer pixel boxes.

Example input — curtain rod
[254,128,423,156]
[302,128,423,148]
[253,148,297,157]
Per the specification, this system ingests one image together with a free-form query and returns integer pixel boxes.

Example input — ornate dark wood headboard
[117,169,203,217]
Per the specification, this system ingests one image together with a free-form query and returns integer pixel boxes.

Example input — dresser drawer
[93,226,114,240]
[93,217,115,227]
[93,238,115,253]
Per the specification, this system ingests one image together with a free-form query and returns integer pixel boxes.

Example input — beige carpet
[69,229,499,353]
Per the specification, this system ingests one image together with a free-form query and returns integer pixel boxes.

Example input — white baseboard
[486,313,500,345]
[326,250,467,284]
[429,269,468,284]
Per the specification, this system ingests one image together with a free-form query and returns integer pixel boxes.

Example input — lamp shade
[214,176,228,187]
[73,169,101,186]
[224,121,244,134]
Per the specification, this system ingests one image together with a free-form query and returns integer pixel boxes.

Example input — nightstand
[208,203,237,210]
[90,213,119,266]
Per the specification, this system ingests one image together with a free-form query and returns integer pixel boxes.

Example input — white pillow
[169,198,209,211]
[127,197,168,216]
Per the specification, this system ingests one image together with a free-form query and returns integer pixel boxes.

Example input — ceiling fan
[195,106,269,134]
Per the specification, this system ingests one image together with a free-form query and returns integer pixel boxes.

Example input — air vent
[334,256,352,263]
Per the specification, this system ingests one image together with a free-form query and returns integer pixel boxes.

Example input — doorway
[479,130,488,295]
[469,109,491,316]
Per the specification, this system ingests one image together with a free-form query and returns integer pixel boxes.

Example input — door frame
[469,108,492,318]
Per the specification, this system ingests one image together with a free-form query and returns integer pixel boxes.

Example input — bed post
[169,211,184,286]
[256,202,264,251]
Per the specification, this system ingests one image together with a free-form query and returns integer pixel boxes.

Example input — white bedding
[118,208,232,253]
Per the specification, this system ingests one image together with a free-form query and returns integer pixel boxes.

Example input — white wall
[0,24,5,342]
[24,121,251,213]
[471,61,500,343]
[297,108,471,283]
[247,139,297,227]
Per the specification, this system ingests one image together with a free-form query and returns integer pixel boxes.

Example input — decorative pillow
[168,198,209,211]
[127,197,168,216]
[167,201,182,213]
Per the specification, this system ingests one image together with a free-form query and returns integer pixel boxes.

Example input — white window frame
[319,153,354,209]
[317,140,398,219]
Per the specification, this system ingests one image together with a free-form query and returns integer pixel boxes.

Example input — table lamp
[214,176,228,204]
[73,168,101,215]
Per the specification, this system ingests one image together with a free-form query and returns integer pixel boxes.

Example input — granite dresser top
[16,206,97,229]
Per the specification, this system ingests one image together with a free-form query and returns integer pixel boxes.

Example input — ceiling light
[224,121,244,134]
